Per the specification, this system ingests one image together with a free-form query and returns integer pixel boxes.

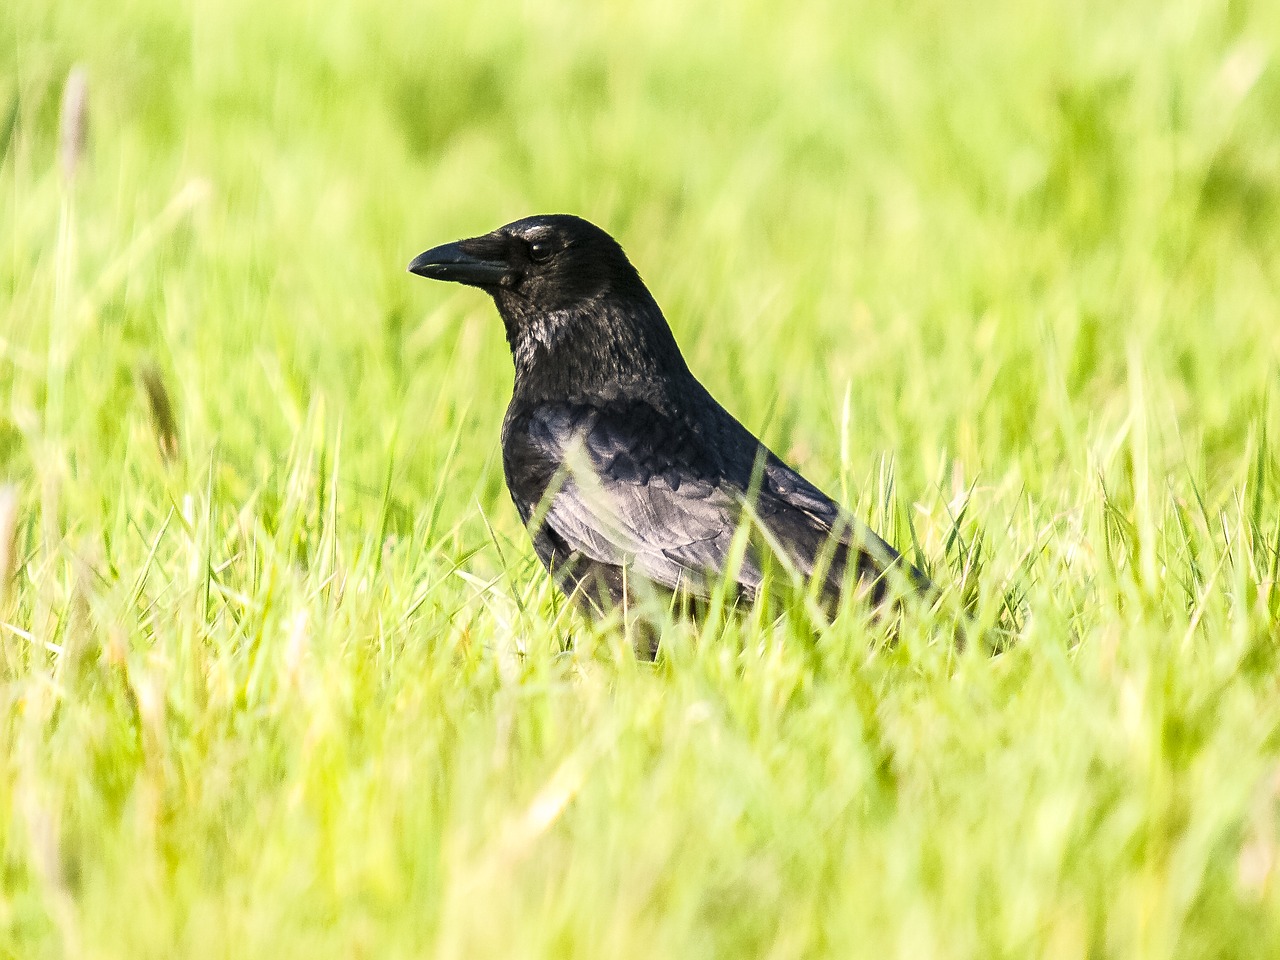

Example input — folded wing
[516,403,928,604]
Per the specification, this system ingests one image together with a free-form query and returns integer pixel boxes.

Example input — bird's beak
[407,240,510,287]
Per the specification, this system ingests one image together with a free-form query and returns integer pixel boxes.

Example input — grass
[3,0,1280,955]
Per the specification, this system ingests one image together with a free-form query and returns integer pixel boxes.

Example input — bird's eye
[528,240,554,263]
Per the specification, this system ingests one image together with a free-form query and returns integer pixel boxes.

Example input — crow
[409,214,931,655]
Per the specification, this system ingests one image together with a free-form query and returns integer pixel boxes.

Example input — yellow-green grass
[2,0,1280,956]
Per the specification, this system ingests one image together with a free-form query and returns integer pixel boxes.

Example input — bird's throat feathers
[496,290,691,402]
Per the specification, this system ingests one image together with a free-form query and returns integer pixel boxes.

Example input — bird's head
[408,214,688,396]
[408,214,646,314]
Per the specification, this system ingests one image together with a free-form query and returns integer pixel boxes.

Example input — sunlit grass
[2,0,1280,956]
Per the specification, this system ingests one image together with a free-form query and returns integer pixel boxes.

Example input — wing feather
[513,401,928,604]
[524,406,763,597]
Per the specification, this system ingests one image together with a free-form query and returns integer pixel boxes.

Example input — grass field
[4,0,1280,956]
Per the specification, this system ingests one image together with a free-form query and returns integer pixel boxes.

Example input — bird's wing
[755,456,929,598]
[521,405,764,598]
[518,403,930,604]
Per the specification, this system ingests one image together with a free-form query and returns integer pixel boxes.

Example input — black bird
[409,215,931,654]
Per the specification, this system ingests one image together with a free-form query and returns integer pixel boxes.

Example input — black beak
[407,240,510,287]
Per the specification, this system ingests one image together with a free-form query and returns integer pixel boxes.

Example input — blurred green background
[6,0,1277,499]
[2,0,1280,957]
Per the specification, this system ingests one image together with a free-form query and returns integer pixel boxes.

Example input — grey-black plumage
[408,215,931,653]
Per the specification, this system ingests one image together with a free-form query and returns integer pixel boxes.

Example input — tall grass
[2,0,1280,956]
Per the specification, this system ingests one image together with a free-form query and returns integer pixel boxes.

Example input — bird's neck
[497,292,692,404]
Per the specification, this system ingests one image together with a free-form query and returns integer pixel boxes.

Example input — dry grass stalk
[138,363,180,463]
[58,66,89,181]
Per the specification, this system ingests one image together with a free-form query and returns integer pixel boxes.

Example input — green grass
[3,0,1280,955]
